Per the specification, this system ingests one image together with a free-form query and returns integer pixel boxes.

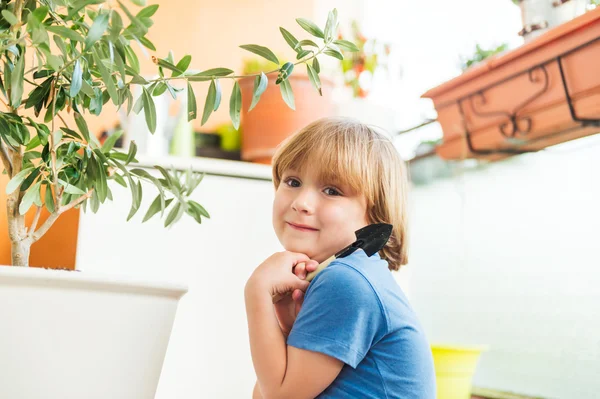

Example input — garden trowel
[272,223,393,303]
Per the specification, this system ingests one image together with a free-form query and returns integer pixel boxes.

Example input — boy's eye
[285,178,301,187]
[324,187,342,196]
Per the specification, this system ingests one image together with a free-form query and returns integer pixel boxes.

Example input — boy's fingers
[292,289,303,302]
[294,262,307,279]
[305,260,319,272]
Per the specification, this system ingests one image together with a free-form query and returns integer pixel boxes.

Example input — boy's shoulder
[309,251,387,306]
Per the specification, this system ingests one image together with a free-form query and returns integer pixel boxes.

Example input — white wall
[408,136,600,399]
[76,161,279,398]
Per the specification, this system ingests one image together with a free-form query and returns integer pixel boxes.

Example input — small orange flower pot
[239,74,335,164]
[422,8,600,161]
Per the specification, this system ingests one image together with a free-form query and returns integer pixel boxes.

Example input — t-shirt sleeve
[287,262,387,368]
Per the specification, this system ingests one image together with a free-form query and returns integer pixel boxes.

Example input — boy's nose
[292,190,315,214]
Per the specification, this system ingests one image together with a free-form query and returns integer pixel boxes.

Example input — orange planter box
[422,8,600,161]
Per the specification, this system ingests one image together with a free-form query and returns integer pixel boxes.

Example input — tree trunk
[11,238,31,267]
[6,146,28,266]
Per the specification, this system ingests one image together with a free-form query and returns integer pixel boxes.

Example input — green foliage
[462,43,509,71]
[0,2,354,252]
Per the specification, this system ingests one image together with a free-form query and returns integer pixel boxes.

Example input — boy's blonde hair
[272,117,409,271]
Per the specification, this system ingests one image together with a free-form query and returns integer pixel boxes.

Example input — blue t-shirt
[287,250,436,399]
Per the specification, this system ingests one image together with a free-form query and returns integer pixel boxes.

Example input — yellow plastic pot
[431,344,488,399]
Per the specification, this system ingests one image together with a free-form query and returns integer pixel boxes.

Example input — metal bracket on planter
[451,34,600,157]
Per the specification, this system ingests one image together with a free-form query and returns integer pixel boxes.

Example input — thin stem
[56,51,87,77]
[31,188,93,242]
[49,81,59,210]
[28,205,43,238]
[57,112,70,130]
[24,77,41,87]
[58,189,93,214]
[0,140,13,176]
[146,47,326,86]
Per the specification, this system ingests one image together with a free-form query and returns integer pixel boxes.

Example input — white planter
[0,265,187,399]
[519,0,590,42]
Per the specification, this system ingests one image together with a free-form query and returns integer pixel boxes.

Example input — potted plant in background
[333,20,398,133]
[512,0,592,42]
[238,11,358,164]
[0,0,356,396]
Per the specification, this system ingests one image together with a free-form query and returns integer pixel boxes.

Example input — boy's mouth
[287,222,319,232]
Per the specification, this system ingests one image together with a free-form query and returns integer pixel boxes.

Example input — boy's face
[272,166,369,263]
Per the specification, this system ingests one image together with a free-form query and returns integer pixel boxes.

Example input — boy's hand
[274,260,318,336]
[247,251,316,298]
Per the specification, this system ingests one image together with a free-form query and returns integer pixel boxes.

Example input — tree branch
[0,140,13,176]
[27,205,43,239]
[32,189,93,243]
[59,189,93,214]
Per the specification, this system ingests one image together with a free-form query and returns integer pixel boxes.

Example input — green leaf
[296,18,324,39]
[81,80,95,97]
[33,6,49,23]
[90,190,100,213]
[126,140,138,164]
[229,81,242,130]
[249,72,268,112]
[324,48,343,60]
[74,112,92,143]
[10,54,25,108]
[93,49,119,105]
[187,68,234,81]
[70,60,83,98]
[142,87,156,133]
[110,10,123,39]
[334,39,359,52]
[2,10,18,25]
[239,44,279,65]
[85,12,109,49]
[19,182,42,215]
[133,94,144,114]
[296,39,319,49]
[201,79,217,126]
[101,131,123,153]
[143,195,173,222]
[152,82,168,96]
[93,155,108,202]
[131,0,147,6]
[280,62,294,77]
[279,27,299,50]
[313,57,320,73]
[60,180,86,195]
[124,45,140,73]
[6,167,34,194]
[113,173,127,187]
[44,183,55,213]
[138,36,156,51]
[47,26,84,42]
[136,4,159,18]
[296,50,311,60]
[173,55,191,77]
[156,58,181,74]
[46,54,64,71]
[213,79,222,111]
[279,79,295,110]
[164,202,183,228]
[324,9,338,42]
[186,82,196,121]
[188,200,210,218]
[307,64,322,96]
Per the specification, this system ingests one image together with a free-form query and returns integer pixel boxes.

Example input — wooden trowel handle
[271,255,336,304]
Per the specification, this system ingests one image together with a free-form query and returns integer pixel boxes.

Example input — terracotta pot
[422,8,600,161]
[239,74,335,164]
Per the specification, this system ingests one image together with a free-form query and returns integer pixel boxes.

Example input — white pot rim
[0,265,188,299]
